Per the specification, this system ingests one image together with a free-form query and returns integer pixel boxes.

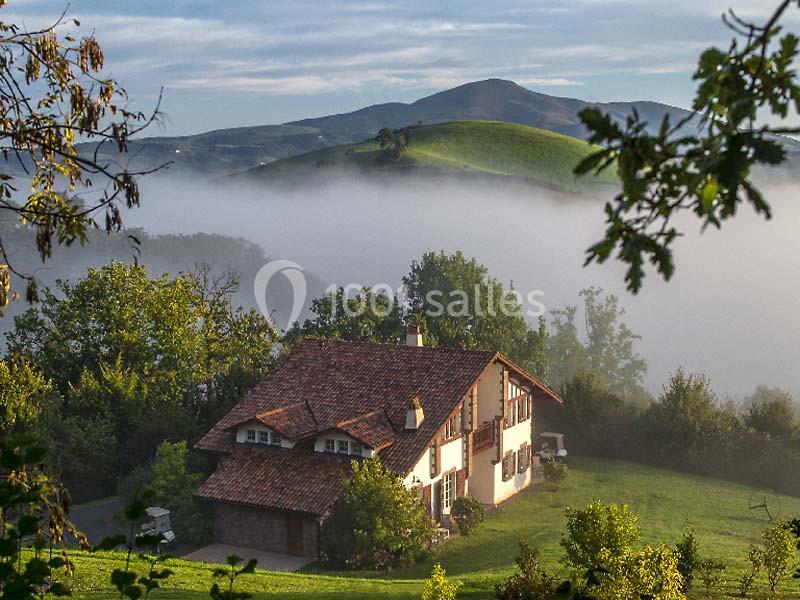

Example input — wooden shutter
[436,481,444,523]
[422,485,432,515]
[456,469,466,498]
[431,439,441,478]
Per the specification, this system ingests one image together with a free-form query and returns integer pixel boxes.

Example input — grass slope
[245,121,618,192]
[66,458,800,599]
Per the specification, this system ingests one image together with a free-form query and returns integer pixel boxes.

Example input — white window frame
[258,430,269,444]
[337,439,349,454]
[246,429,256,443]
[271,432,282,446]
[350,441,363,456]
[443,471,455,512]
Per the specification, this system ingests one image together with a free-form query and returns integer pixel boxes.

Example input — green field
[244,121,618,192]
[65,457,800,599]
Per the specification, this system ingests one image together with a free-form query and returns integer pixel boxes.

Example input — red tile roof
[197,448,350,515]
[196,338,561,516]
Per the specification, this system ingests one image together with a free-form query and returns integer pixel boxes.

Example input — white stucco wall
[493,419,533,504]
[476,363,502,427]
[403,436,464,488]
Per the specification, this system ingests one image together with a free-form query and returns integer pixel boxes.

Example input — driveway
[183,544,310,572]
[70,497,125,546]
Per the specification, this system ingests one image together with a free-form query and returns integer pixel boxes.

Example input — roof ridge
[300,337,496,355]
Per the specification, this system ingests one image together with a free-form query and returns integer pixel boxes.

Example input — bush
[321,458,434,569]
[561,501,640,574]
[451,496,484,536]
[737,546,761,598]
[615,545,685,600]
[759,525,795,592]
[674,531,699,593]
[696,558,726,597]
[422,563,462,600]
[494,541,557,600]
[543,460,568,491]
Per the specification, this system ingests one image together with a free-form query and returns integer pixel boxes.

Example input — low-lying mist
[124,172,800,401]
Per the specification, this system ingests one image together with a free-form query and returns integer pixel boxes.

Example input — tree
[286,286,404,345]
[696,559,726,597]
[403,250,548,376]
[6,262,276,495]
[557,371,625,453]
[575,1,800,293]
[321,458,434,569]
[758,524,795,592]
[644,370,738,467]
[743,386,798,441]
[561,501,640,576]
[0,357,55,433]
[0,7,162,309]
[674,531,699,593]
[494,541,557,600]
[549,288,646,398]
[422,563,462,600]
[149,441,209,544]
[543,460,568,491]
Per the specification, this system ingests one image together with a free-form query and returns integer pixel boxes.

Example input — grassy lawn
[246,120,618,192]
[62,457,800,599]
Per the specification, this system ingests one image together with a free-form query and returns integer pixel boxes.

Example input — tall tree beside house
[285,286,405,345]
[0,6,162,310]
[321,458,434,569]
[5,262,277,498]
[403,250,549,377]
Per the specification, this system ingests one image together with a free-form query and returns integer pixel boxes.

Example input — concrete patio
[183,543,310,572]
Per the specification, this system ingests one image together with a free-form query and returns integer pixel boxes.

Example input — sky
[7,0,797,135]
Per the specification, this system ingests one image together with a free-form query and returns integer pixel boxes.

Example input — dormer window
[258,431,269,444]
[325,439,335,452]
[246,429,256,442]
[337,440,349,454]
[271,432,282,446]
[351,442,363,456]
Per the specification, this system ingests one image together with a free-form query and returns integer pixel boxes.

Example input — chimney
[405,396,425,430]
[405,325,423,347]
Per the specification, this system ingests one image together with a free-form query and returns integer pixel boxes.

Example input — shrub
[543,460,568,491]
[422,563,462,600]
[674,531,699,593]
[737,546,761,598]
[494,541,557,600]
[561,500,640,575]
[451,496,485,536]
[759,524,795,592]
[615,545,685,600]
[696,558,726,597]
[321,458,434,569]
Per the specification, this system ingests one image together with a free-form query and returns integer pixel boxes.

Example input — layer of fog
[125,173,800,401]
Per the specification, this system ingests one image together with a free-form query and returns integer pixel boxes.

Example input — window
[443,472,455,511]
[350,442,363,456]
[338,440,349,454]
[443,409,462,441]
[271,432,282,446]
[502,451,516,481]
[246,429,256,443]
[518,443,529,473]
[325,439,335,453]
[258,430,269,444]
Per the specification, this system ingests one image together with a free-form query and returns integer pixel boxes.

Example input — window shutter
[437,481,444,522]
[422,485,432,515]
[456,469,466,498]
[431,439,441,478]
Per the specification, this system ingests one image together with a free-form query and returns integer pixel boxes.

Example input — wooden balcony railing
[473,421,495,454]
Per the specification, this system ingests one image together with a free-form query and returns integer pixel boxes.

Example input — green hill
[243,120,619,192]
[66,457,800,599]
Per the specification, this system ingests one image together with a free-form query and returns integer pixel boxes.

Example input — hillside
[79,79,701,176]
[241,120,619,192]
[65,458,800,599]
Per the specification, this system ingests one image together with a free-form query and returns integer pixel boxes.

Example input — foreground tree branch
[0,3,166,311]
[575,0,800,293]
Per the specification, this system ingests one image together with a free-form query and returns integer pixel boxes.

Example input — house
[195,328,562,558]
